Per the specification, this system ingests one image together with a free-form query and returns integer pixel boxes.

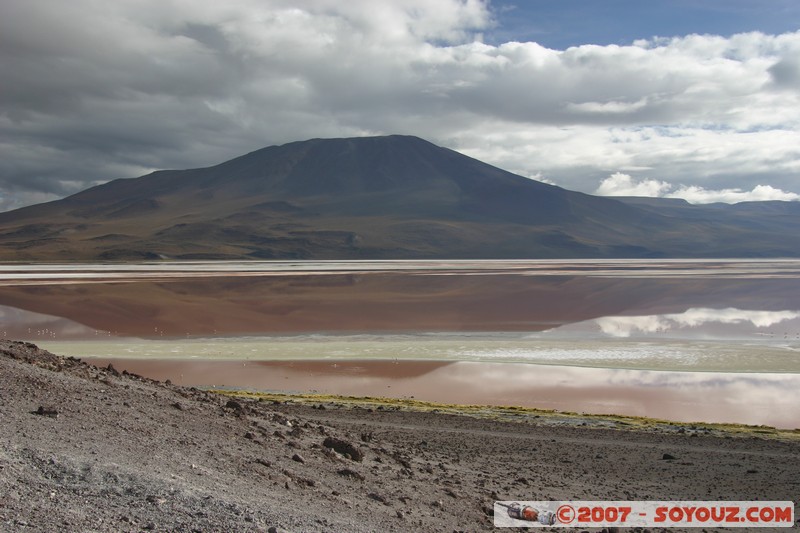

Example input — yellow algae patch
[210,389,800,442]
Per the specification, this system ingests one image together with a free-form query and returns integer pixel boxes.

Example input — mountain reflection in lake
[2,259,800,338]
[84,358,800,429]
[1,260,799,427]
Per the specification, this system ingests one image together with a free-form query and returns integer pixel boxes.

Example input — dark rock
[336,468,365,481]
[367,493,389,505]
[323,437,364,462]
[33,406,58,417]
[661,453,676,460]
[292,454,305,464]
[225,399,244,411]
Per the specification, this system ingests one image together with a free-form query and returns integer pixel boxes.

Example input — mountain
[0,135,798,260]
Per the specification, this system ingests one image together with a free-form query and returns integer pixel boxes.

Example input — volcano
[1,135,798,260]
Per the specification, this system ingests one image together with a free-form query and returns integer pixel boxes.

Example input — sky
[1,0,800,212]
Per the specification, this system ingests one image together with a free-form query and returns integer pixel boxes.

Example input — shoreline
[3,339,800,531]
[80,356,800,429]
[210,388,800,441]
[38,336,800,374]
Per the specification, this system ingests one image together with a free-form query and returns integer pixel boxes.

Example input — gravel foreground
[1,339,799,532]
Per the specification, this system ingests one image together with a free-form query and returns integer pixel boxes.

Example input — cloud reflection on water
[435,362,800,428]
[590,308,800,338]
[85,357,800,429]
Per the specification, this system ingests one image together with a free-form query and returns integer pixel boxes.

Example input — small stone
[337,468,365,481]
[322,437,364,462]
[661,453,677,460]
[225,399,244,411]
[292,453,305,464]
[367,493,389,505]
[33,406,58,417]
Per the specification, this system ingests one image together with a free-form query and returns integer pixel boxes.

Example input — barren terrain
[2,339,798,532]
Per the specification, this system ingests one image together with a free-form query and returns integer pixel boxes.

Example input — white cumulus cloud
[669,184,800,203]
[1,1,800,208]
[595,172,672,197]
[595,173,800,203]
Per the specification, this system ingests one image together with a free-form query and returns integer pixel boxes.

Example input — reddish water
[88,357,800,429]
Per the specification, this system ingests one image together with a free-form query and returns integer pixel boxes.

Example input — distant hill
[1,135,798,260]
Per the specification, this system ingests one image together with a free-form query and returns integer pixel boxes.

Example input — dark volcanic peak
[248,135,552,195]
[0,135,799,260]
[175,134,558,198]
[1,134,580,225]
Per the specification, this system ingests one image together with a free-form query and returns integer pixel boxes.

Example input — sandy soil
[2,339,799,532]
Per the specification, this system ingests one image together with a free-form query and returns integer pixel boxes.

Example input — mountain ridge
[0,135,798,260]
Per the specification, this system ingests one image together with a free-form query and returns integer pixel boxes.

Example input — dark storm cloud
[1,0,799,210]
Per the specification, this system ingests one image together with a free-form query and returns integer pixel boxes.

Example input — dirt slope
[1,340,798,532]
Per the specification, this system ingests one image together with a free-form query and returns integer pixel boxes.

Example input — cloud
[669,184,800,203]
[2,1,800,209]
[595,172,671,197]
[596,308,800,337]
[595,172,800,203]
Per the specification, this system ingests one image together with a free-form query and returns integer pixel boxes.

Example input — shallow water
[85,358,800,429]
[36,334,800,372]
[2,259,800,426]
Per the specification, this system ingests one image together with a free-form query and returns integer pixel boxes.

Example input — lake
[2,259,799,427]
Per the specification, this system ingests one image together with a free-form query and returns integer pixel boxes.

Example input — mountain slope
[0,135,798,260]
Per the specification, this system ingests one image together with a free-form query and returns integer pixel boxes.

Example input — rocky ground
[1,339,798,532]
